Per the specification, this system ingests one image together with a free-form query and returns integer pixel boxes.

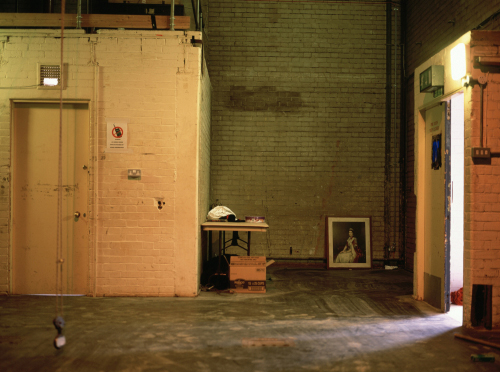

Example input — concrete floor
[1,268,499,372]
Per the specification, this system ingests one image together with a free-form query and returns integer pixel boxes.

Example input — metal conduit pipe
[93,61,99,297]
[384,3,392,257]
[198,0,200,31]
[480,83,485,147]
[399,0,408,266]
[190,0,199,30]
[170,0,175,30]
[77,0,82,29]
[394,6,398,254]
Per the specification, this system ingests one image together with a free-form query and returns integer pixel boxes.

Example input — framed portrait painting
[326,216,371,269]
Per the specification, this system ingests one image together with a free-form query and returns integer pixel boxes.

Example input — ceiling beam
[0,13,190,30]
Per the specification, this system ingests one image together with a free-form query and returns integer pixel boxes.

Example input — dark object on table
[245,216,266,223]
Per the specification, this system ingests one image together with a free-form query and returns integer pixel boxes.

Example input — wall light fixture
[451,43,466,81]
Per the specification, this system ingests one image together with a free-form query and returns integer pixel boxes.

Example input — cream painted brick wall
[0,41,13,292]
[198,57,211,270]
[0,29,207,296]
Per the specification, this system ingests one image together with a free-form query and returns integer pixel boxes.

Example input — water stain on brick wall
[227,86,306,113]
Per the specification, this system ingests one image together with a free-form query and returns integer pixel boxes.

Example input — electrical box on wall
[471,147,491,159]
[420,65,444,93]
[128,169,141,180]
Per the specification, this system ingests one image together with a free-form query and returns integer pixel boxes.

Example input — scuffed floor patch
[242,338,295,347]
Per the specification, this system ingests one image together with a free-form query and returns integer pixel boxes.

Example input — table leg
[223,231,226,255]
[247,232,251,256]
[208,230,212,260]
[218,231,223,269]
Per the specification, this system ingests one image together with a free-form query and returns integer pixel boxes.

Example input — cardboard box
[230,256,266,293]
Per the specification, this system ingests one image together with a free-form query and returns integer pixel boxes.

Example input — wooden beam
[0,13,190,30]
[454,333,500,349]
[83,14,151,28]
[0,13,73,27]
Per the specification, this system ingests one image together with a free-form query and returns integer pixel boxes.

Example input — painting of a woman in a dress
[335,228,362,263]
[327,217,371,269]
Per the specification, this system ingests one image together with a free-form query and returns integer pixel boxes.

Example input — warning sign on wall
[106,118,129,152]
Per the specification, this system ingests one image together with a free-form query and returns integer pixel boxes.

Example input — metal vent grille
[39,65,61,87]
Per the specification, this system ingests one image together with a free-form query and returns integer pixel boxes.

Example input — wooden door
[12,102,89,294]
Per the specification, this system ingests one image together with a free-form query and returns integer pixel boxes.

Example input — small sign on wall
[432,133,442,170]
[419,65,444,93]
[428,120,440,133]
[106,118,131,153]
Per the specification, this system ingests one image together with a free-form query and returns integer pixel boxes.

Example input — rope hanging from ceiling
[53,0,67,350]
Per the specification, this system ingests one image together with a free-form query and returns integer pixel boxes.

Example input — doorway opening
[448,92,464,323]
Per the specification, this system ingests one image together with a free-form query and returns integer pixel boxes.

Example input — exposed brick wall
[207,0,401,262]
[405,1,500,75]
[0,30,206,296]
[404,2,500,277]
[466,30,500,326]
[404,75,415,272]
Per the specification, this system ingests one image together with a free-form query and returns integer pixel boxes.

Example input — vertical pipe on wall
[384,3,392,257]
[197,0,200,31]
[170,0,175,30]
[480,84,484,147]
[399,0,407,266]
[77,0,82,29]
[90,40,99,297]
[200,4,203,32]
[394,5,398,255]
[94,63,99,297]
[190,0,199,30]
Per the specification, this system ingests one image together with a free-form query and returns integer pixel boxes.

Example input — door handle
[74,211,80,218]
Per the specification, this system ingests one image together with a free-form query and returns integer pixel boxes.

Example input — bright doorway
[11,101,90,295]
[448,93,464,321]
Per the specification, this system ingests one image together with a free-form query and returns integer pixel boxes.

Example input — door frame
[415,88,465,310]
[444,100,451,313]
[9,98,92,295]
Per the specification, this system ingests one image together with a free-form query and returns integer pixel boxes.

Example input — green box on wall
[420,65,444,93]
